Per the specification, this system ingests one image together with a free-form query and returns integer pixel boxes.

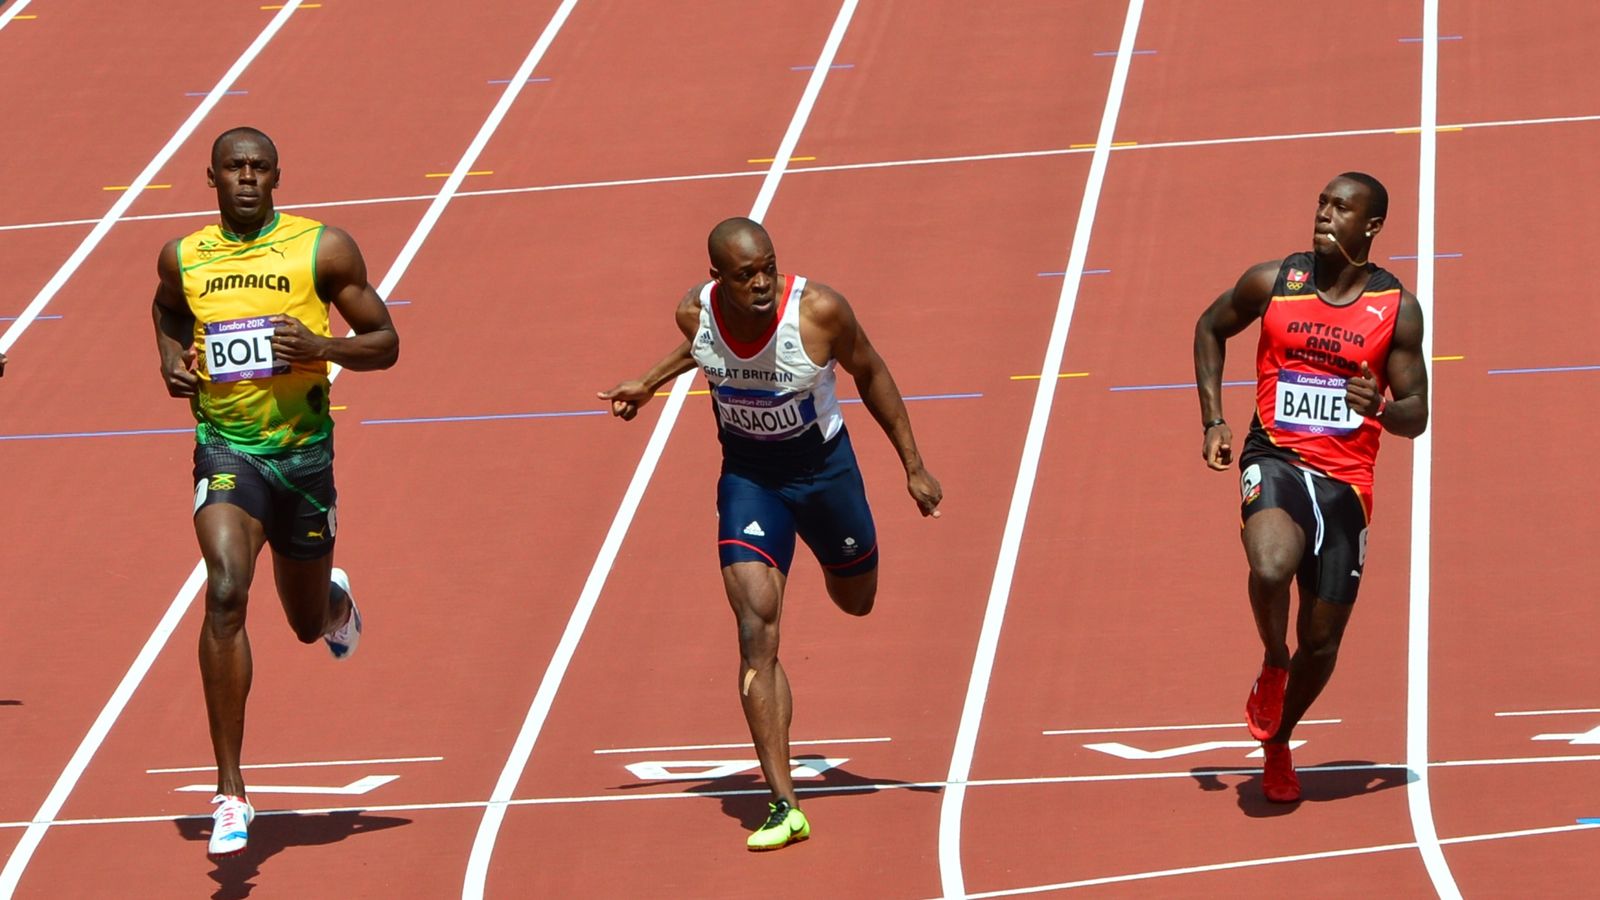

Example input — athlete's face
[1312,177,1383,254]
[711,231,780,317]
[208,136,279,231]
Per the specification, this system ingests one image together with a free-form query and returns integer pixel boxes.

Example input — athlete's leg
[795,432,879,617]
[196,504,267,798]
[263,445,347,642]
[1273,594,1355,742]
[1241,509,1305,669]
[724,562,796,806]
[272,550,350,643]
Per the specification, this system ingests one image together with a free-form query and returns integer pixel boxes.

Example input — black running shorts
[192,439,337,561]
[1238,454,1370,605]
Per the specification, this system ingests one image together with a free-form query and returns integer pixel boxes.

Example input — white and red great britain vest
[692,274,844,458]
[1246,251,1402,498]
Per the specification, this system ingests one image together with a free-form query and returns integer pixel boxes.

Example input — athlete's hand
[597,380,654,421]
[0,351,7,378]
[269,315,329,363]
[1203,422,1233,471]
[161,348,199,397]
[907,466,943,518]
[1346,360,1382,417]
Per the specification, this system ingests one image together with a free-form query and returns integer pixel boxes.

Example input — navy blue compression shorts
[716,428,878,577]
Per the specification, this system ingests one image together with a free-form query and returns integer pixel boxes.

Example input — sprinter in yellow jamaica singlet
[150,127,399,859]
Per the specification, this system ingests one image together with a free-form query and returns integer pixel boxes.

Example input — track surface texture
[0,0,1593,897]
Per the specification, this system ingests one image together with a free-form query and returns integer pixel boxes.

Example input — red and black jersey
[1244,251,1402,496]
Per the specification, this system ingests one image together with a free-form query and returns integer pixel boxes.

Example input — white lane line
[594,737,889,755]
[4,750,1596,830]
[1495,707,1600,717]
[954,821,1596,899]
[0,0,308,357]
[1043,719,1340,736]
[1405,1,1458,898]
[0,0,311,861]
[0,0,36,31]
[937,3,1144,897]
[7,750,1598,830]
[1431,752,1600,768]
[458,4,859,896]
[146,755,443,774]
[0,1,566,894]
[8,112,1600,237]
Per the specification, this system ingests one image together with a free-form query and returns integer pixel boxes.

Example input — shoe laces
[758,800,793,830]
[212,795,247,829]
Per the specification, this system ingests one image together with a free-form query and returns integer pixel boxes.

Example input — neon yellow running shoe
[747,799,810,851]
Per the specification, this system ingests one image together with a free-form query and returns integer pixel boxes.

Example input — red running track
[0,0,1596,897]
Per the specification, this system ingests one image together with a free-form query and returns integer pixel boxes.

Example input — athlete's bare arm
[808,283,942,517]
[1344,290,1428,439]
[271,226,398,370]
[1194,259,1281,470]
[151,238,200,398]
[597,287,703,421]
[0,352,8,377]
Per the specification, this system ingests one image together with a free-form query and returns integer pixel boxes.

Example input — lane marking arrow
[1084,740,1306,760]
[175,774,398,795]
[623,757,848,781]
[1532,723,1600,745]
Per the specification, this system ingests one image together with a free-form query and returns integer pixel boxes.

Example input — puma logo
[1365,304,1388,322]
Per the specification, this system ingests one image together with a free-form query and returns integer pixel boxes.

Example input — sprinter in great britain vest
[692,274,845,464]
[178,212,333,453]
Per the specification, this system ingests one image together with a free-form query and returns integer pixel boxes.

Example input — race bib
[1275,369,1358,435]
[713,386,817,441]
[204,316,286,383]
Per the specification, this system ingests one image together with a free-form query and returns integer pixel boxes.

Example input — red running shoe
[1245,664,1288,741]
[1262,741,1301,803]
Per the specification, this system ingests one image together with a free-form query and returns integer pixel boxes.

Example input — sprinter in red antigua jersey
[1193,173,1429,803]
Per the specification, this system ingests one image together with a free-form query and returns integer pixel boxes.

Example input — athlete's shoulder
[798,278,849,319]
[676,283,707,337]
[1230,257,1289,308]
[156,237,184,285]
[1363,262,1406,295]
[1395,287,1425,329]
[682,281,710,313]
[276,211,326,233]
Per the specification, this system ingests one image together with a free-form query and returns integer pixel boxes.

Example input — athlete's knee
[1243,513,1304,584]
[1244,536,1300,586]
[1300,610,1351,659]
[826,570,877,617]
[735,608,779,661]
[288,616,324,645]
[733,593,781,668]
[203,570,249,635]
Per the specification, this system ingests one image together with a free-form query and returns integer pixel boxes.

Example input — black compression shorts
[192,439,337,561]
[1239,454,1370,605]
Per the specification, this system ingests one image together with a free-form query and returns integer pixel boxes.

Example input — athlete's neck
[219,208,277,242]
[1311,251,1372,306]
[714,275,784,342]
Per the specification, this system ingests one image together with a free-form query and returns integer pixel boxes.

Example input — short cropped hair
[1337,171,1388,219]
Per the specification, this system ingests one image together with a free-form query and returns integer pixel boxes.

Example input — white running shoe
[323,568,361,660]
[208,794,254,858]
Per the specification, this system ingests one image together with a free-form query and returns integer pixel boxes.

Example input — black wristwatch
[1203,418,1226,432]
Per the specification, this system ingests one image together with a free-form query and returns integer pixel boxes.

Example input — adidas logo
[743,521,765,537]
